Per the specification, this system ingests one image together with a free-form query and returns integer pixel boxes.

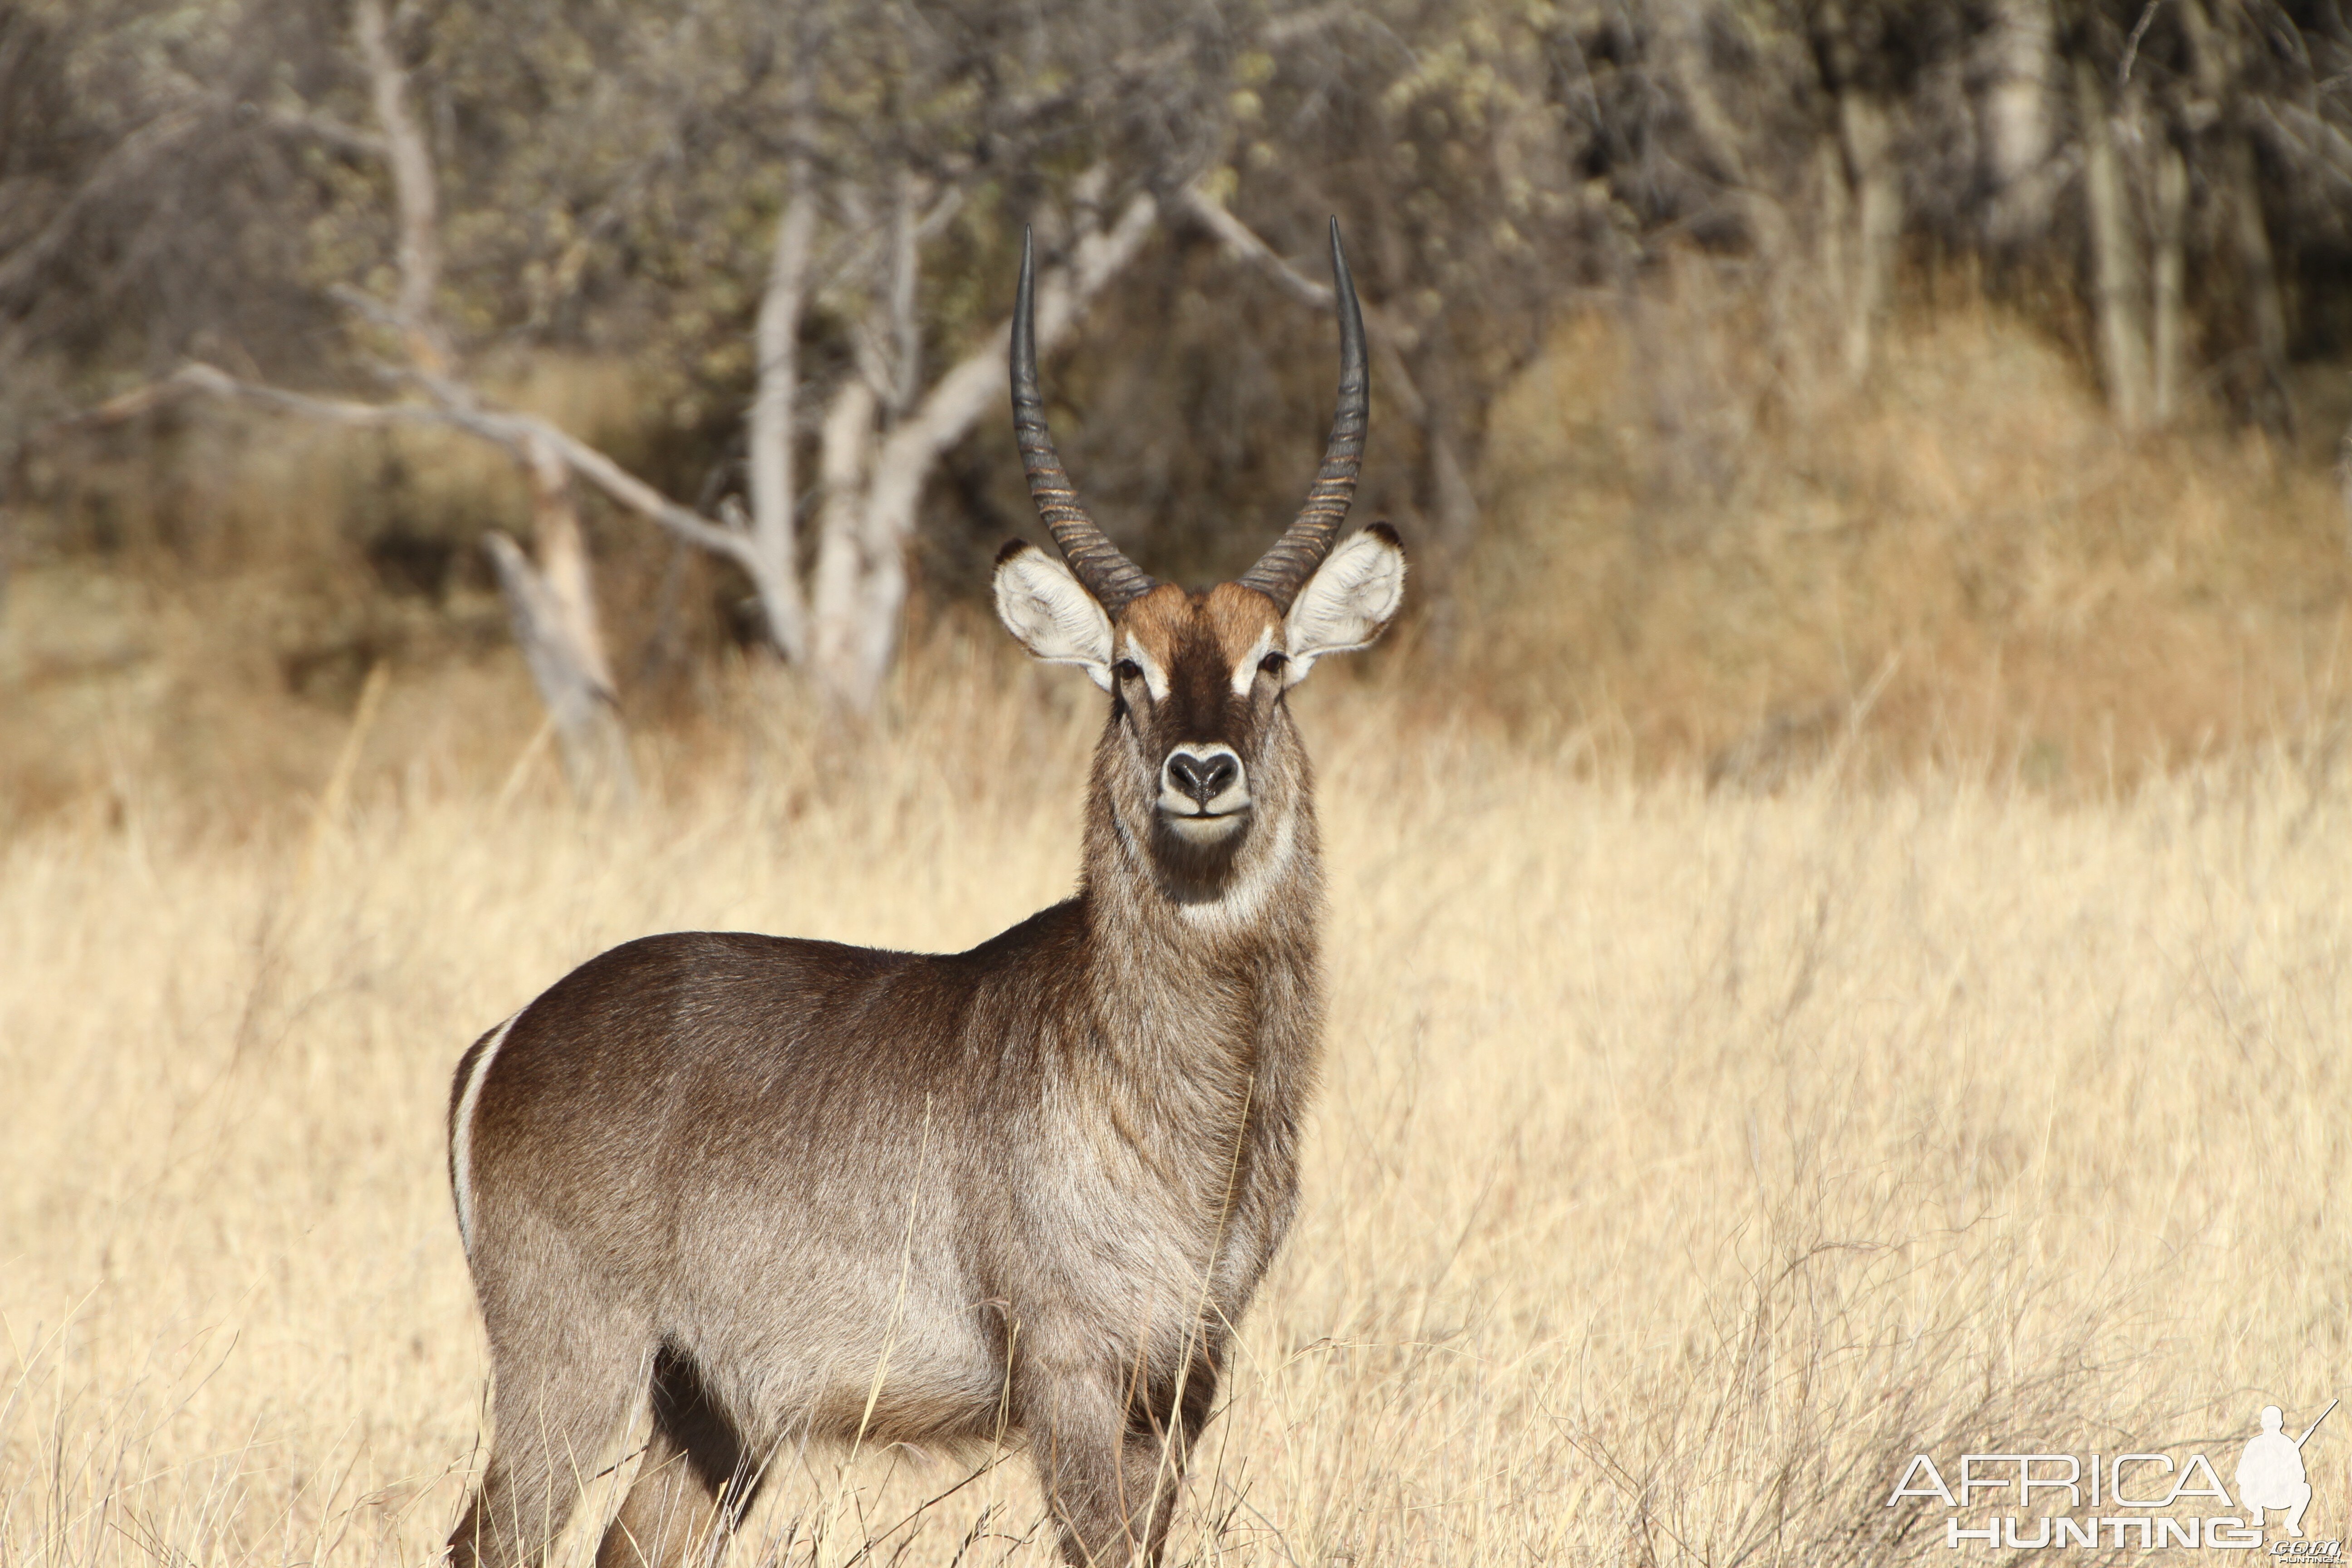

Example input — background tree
[7,0,2352,724]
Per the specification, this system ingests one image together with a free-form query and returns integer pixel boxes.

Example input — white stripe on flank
[452,1012,519,1258]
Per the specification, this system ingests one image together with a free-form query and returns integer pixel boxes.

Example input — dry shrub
[1468,284,2352,788]
[4,646,2346,1564]
[0,352,740,833]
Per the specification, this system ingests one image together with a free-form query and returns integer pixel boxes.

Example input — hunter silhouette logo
[1886,1398,2343,1552]
[2239,1400,2333,1540]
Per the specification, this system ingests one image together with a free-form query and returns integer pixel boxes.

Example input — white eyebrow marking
[1231,626,1275,697]
[1124,634,1171,702]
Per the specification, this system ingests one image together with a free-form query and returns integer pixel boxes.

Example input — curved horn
[1238,217,1367,611]
[1012,227,1157,610]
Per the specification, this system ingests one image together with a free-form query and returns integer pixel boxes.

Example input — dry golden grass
[6,638,2350,1565]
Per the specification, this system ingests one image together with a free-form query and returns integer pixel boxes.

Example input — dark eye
[1259,652,1288,676]
[1113,659,1143,683]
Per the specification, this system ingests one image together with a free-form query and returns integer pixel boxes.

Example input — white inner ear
[995,547,1113,688]
[1283,529,1406,686]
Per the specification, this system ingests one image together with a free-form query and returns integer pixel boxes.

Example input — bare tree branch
[59,363,760,570]
[448,403,756,566]
[2253,100,2352,193]
[1177,186,1336,312]
[354,0,449,372]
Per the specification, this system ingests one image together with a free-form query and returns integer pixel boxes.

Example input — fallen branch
[55,363,757,568]
[485,438,637,809]
[41,6,1177,711]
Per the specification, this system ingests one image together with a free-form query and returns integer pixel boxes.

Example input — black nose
[1167,750,1240,804]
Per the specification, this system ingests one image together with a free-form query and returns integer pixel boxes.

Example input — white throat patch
[1174,803,1300,931]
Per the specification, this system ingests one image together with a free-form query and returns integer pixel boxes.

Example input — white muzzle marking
[1160,743,1249,839]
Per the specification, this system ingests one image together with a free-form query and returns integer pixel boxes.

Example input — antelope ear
[994,540,1115,690]
[1282,523,1405,686]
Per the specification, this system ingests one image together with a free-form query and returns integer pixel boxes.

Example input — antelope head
[995,220,1406,897]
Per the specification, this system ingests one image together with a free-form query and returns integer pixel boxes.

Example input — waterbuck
[444,220,1405,1568]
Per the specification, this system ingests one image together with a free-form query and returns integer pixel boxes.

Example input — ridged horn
[1238,217,1367,611]
[1012,227,1157,610]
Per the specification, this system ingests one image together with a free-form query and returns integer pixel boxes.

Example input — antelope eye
[1259,652,1288,676]
[1113,659,1143,683]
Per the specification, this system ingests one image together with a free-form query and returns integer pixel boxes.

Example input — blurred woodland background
[12,12,2352,1557]
[5,0,2352,827]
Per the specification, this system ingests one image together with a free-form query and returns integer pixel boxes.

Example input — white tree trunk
[801,190,1162,714]
[2078,60,2148,431]
[747,182,817,663]
[1981,0,2056,244]
[1836,90,1900,383]
[2152,141,2188,425]
[809,377,879,703]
